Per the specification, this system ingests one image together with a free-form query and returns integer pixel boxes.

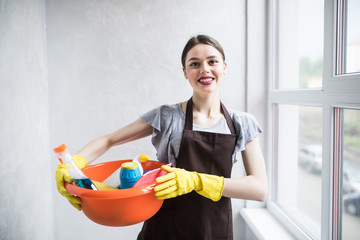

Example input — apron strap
[184,98,194,130]
[221,102,236,135]
[184,97,236,135]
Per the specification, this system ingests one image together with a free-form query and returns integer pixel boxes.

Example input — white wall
[0,0,54,239]
[0,0,269,239]
[245,0,267,209]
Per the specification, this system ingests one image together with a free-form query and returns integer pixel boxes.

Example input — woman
[56,35,268,240]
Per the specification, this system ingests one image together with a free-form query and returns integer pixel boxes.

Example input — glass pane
[342,109,360,239]
[276,105,322,238]
[278,0,324,89]
[345,0,360,73]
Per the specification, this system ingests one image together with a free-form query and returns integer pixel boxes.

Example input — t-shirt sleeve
[232,111,263,160]
[140,106,162,134]
[140,105,175,163]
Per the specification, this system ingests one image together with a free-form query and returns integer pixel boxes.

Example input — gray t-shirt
[140,102,262,167]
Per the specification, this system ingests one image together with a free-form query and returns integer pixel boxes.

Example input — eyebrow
[188,55,219,62]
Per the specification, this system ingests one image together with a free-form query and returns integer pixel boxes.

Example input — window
[267,0,360,239]
[339,0,360,74]
[275,105,323,238]
[340,109,360,239]
[277,0,324,89]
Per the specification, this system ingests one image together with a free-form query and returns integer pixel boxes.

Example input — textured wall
[0,0,54,239]
[46,0,246,239]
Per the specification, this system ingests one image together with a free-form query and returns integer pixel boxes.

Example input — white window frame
[266,0,360,239]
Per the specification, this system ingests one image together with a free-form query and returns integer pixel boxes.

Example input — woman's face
[183,44,227,95]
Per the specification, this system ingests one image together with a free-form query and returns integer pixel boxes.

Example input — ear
[183,67,187,79]
[223,62,227,75]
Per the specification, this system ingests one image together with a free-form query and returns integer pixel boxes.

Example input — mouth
[198,76,215,85]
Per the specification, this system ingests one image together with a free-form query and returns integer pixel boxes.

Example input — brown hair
[181,35,225,68]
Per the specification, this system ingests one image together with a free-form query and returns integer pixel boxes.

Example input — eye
[189,62,200,67]
[209,59,219,65]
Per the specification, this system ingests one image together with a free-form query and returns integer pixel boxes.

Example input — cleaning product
[101,167,122,188]
[92,180,118,190]
[101,154,150,188]
[120,162,142,189]
[133,163,171,188]
[54,144,98,190]
[132,154,150,175]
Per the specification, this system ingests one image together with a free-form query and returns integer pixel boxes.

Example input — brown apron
[138,98,236,240]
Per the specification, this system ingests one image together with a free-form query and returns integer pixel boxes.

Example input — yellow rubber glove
[154,165,225,202]
[55,155,87,211]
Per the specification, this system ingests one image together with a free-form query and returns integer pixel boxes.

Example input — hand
[154,165,201,199]
[154,165,225,202]
[55,155,87,211]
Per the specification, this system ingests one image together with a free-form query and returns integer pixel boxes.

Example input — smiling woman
[55,35,267,240]
[45,1,249,239]
[0,0,251,239]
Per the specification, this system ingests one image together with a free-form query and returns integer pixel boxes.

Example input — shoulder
[227,108,259,126]
[142,102,181,117]
[160,103,182,113]
[227,107,263,152]
[141,102,183,131]
[227,108,263,136]
[153,102,183,119]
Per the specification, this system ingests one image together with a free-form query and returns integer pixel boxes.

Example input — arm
[56,118,153,211]
[154,136,267,202]
[76,118,153,164]
[222,136,268,201]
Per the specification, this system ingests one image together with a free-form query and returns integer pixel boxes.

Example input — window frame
[266,0,360,239]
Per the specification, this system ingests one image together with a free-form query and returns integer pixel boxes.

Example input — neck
[192,93,221,116]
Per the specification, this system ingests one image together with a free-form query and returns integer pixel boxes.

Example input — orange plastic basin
[65,160,164,227]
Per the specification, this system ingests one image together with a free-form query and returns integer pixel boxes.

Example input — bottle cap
[121,162,139,169]
[54,144,68,153]
[138,154,150,163]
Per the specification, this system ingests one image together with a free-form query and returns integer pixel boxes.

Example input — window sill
[240,208,295,240]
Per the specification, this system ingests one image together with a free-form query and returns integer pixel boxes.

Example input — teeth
[199,78,213,82]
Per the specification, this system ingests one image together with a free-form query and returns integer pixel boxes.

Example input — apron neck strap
[184,98,194,130]
[184,97,236,134]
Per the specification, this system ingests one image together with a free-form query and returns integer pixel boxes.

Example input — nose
[200,62,210,74]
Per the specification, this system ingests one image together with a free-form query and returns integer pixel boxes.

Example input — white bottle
[132,154,150,175]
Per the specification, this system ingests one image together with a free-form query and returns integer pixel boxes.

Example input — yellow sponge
[93,181,119,191]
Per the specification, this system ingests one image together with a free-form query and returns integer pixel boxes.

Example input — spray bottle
[54,144,98,190]
[132,154,150,175]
